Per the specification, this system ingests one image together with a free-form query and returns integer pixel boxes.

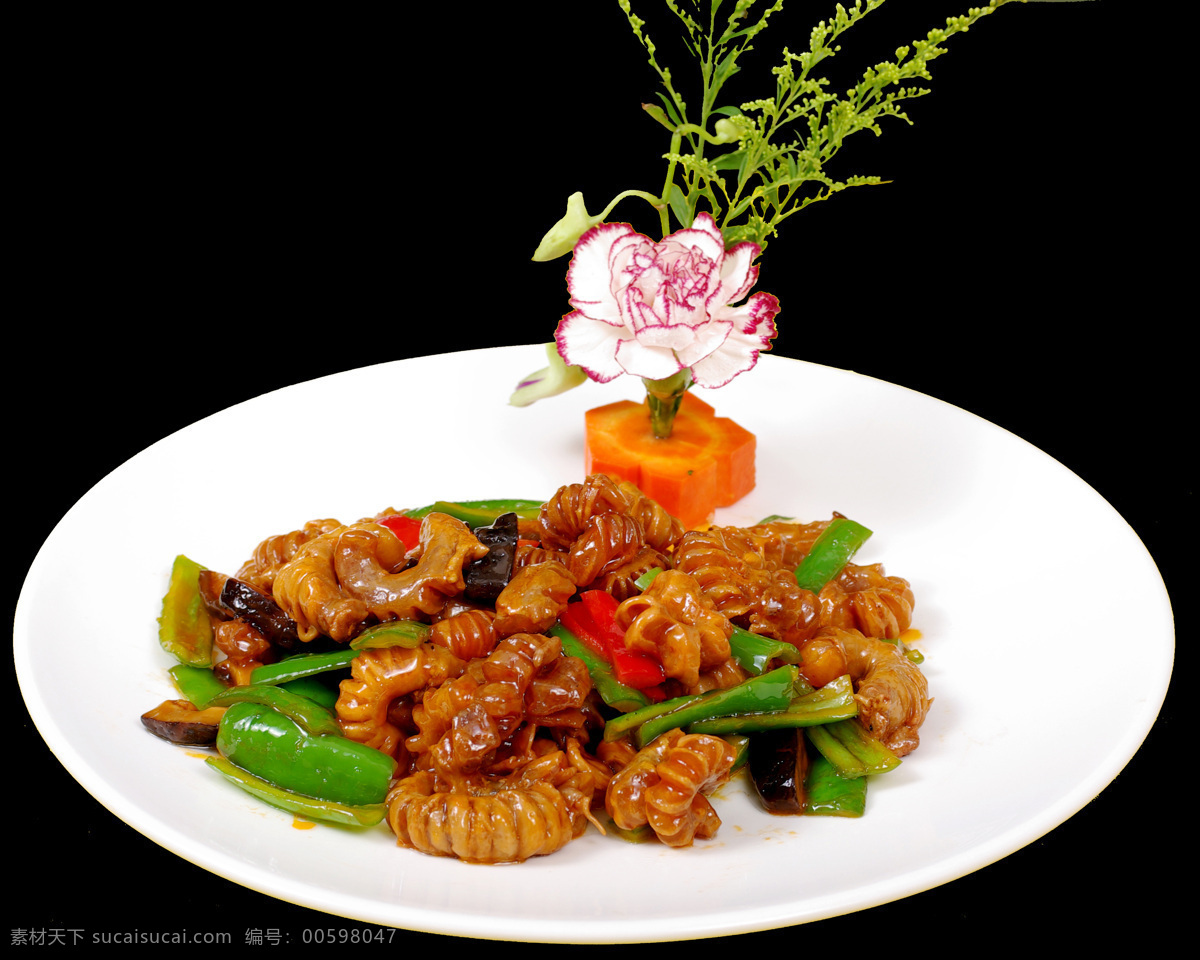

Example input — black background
[10,1,1183,950]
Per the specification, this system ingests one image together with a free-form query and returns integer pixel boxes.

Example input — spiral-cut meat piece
[818,563,915,639]
[513,541,565,569]
[605,729,734,846]
[592,545,670,601]
[830,627,931,757]
[746,518,834,568]
[386,745,599,862]
[565,512,645,587]
[613,479,684,551]
[643,733,736,847]
[335,643,466,759]
[743,568,821,646]
[335,513,489,624]
[694,656,748,692]
[596,737,638,776]
[493,561,576,636]
[429,608,499,660]
[671,527,760,621]
[605,729,685,831]
[524,654,592,722]
[673,526,820,646]
[236,518,344,594]
[407,633,572,775]
[537,474,631,550]
[270,528,371,642]
[537,474,682,553]
[615,569,732,691]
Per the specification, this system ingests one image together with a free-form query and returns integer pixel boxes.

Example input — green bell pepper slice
[728,625,801,675]
[405,499,543,525]
[207,683,342,737]
[158,555,213,667]
[205,756,385,827]
[279,675,340,711]
[631,665,801,748]
[168,663,228,708]
[687,674,858,735]
[804,751,868,817]
[794,517,873,593]
[216,702,395,806]
[349,619,431,650]
[805,717,901,778]
[249,648,359,686]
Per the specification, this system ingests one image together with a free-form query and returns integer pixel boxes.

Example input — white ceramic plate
[14,346,1173,943]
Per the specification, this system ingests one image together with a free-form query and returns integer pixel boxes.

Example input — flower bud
[713,118,744,144]
[532,192,602,261]
[509,343,588,407]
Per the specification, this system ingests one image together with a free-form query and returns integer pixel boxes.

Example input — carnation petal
[674,319,733,368]
[566,222,640,324]
[613,338,687,380]
[660,221,724,264]
[689,212,725,250]
[555,310,628,383]
[706,240,760,310]
[691,293,780,388]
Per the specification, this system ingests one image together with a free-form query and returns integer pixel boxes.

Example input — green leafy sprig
[535,0,1020,257]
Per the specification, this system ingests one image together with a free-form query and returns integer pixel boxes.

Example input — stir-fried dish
[143,474,931,863]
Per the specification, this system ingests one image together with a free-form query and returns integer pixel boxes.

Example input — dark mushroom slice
[141,699,228,745]
[219,577,300,648]
[748,726,808,815]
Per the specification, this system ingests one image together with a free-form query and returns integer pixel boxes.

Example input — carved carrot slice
[583,392,755,530]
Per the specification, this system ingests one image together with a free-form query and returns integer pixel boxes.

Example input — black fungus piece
[464,512,519,602]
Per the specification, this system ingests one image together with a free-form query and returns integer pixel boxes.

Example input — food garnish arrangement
[141,0,1061,864]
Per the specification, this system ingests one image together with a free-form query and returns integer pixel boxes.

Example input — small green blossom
[532,193,603,262]
[509,343,588,406]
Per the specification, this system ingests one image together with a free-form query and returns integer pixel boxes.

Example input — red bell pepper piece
[377,514,422,551]
[577,590,666,691]
[559,601,609,660]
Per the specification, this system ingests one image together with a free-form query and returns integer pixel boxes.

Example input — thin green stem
[643,369,692,439]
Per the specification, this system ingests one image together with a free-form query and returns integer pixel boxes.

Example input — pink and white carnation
[554,212,779,389]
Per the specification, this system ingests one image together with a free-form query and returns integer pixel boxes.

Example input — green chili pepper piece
[249,649,358,686]
[794,518,873,593]
[687,675,857,735]
[216,702,395,806]
[168,663,229,708]
[635,665,800,748]
[728,625,801,675]
[805,717,901,778]
[406,499,544,524]
[547,622,651,713]
[208,683,343,737]
[804,752,868,817]
[601,691,701,743]
[157,555,214,667]
[280,675,340,711]
[205,756,385,827]
[349,619,431,650]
